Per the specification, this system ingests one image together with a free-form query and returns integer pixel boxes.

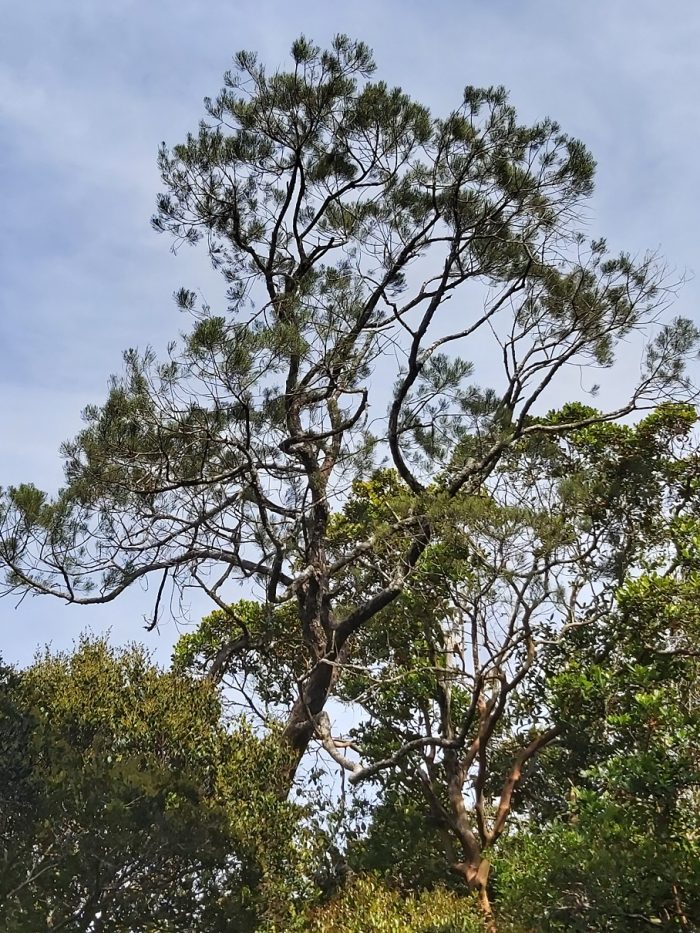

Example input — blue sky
[1,0,699,665]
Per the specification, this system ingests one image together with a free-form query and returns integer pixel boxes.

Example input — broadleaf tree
[0,35,698,923]
[489,411,700,928]
[0,639,311,932]
[290,402,700,928]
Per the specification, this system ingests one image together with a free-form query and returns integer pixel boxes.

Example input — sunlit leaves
[0,639,310,932]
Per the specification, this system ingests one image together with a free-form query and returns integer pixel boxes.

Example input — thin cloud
[1,0,698,663]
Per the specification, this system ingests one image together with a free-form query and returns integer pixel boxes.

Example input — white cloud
[1,0,699,662]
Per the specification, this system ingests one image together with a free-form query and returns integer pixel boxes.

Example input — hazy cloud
[1,0,698,662]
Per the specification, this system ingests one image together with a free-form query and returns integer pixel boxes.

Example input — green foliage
[0,639,311,932]
[494,548,700,929]
[5,395,700,930]
[496,791,699,931]
[347,791,461,893]
[302,875,484,933]
[2,31,700,933]
[173,599,309,708]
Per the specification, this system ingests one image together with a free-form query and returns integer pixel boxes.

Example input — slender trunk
[453,857,495,932]
[444,749,497,931]
[478,882,497,933]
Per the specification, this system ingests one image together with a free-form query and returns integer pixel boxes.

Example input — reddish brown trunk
[443,749,497,930]
[452,858,496,932]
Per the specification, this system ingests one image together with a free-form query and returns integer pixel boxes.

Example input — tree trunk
[279,617,346,788]
[281,660,335,763]
[453,858,496,932]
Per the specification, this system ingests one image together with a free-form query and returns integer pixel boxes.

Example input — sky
[1,0,699,666]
